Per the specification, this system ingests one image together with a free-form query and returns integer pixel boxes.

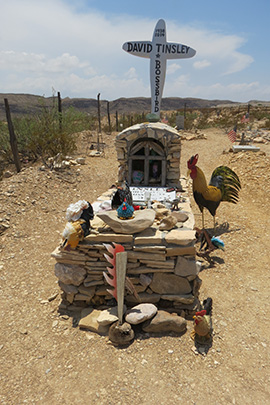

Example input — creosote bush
[0,104,97,165]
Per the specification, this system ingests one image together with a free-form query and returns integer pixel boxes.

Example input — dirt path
[0,129,269,404]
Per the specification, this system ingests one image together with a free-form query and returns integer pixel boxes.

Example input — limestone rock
[142,310,187,334]
[125,292,161,305]
[97,209,155,234]
[150,273,192,295]
[134,227,163,245]
[174,256,200,277]
[165,229,196,245]
[125,303,157,325]
[54,262,86,286]
[58,281,78,294]
[158,215,178,231]
[97,305,127,326]
[171,211,189,222]
[79,308,110,335]
[109,321,134,345]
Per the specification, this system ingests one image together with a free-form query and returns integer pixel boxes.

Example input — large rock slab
[125,303,157,325]
[150,273,192,295]
[97,209,155,234]
[142,310,187,333]
[54,263,86,286]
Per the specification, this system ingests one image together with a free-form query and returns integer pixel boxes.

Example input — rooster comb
[187,154,199,168]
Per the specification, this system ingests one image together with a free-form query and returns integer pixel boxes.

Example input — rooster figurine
[187,154,241,229]
[191,297,213,343]
[62,200,94,250]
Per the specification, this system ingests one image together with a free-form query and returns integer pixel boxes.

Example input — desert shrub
[11,105,95,161]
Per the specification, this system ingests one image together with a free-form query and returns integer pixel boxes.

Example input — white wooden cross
[123,19,196,118]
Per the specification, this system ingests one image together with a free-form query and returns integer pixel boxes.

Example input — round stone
[125,303,158,325]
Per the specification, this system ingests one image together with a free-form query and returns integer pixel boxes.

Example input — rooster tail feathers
[203,297,213,315]
[210,166,241,203]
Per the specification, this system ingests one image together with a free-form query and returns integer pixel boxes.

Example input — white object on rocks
[125,303,157,325]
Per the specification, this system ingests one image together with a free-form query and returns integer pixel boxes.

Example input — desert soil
[0,128,269,405]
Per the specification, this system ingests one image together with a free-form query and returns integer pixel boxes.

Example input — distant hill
[0,93,267,120]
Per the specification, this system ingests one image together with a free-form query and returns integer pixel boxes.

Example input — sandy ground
[0,128,269,404]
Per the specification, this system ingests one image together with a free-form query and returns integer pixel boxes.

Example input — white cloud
[0,0,260,101]
[167,63,181,75]
[193,59,211,69]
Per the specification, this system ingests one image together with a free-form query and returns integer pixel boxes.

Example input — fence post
[115,111,119,132]
[107,101,111,134]
[58,91,62,132]
[4,98,21,173]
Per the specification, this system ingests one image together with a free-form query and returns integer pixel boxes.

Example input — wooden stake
[4,98,21,173]
[116,251,127,325]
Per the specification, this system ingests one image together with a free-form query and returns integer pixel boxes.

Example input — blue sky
[0,0,269,102]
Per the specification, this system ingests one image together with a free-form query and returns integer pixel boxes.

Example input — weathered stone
[140,259,175,269]
[154,207,170,220]
[134,227,163,245]
[142,310,187,334]
[125,303,158,325]
[133,245,166,253]
[84,279,104,287]
[79,308,109,335]
[97,209,155,235]
[128,251,165,261]
[165,229,196,245]
[74,293,92,302]
[109,321,134,345]
[54,263,86,286]
[97,305,127,326]
[84,233,133,243]
[160,293,195,304]
[150,273,192,295]
[174,256,200,277]
[127,266,172,274]
[158,215,178,231]
[58,281,78,294]
[125,292,161,304]
[139,273,153,287]
[78,285,96,298]
[171,211,189,222]
[166,246,196,256]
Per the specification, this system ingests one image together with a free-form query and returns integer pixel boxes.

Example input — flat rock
[161,294,195,304]
[97,209,155,234]
[54,263,86,286]
[158,215,178,231]
[134,227,163,245]
[125,303,158,325]
[174,256,200,277]
[165,229,196,245]
[125,292,161,305]
[79,308,110,335]
[171,211,189,222]
[150,273,192,295]
[97,305,127,326]
[142,310,187,334]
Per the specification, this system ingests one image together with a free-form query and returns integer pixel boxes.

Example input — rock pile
[52,192,202,329]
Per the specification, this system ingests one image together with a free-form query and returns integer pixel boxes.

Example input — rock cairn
[52,189,202,321]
